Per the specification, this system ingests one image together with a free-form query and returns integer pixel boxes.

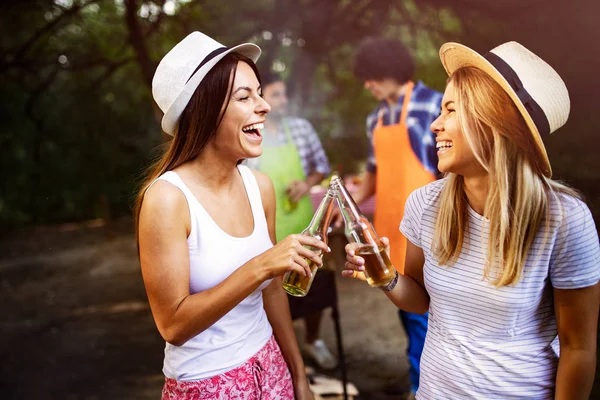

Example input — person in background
[246,70,337,370]
[135,31,329,399]
[339,37,443,397]
[343,40,600,399]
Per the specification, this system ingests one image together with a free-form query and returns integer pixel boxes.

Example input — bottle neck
[331,178,362,223]
[305,191,335,237]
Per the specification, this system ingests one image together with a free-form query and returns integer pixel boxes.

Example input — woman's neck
[185,147,239,191]
[463,174,489,216]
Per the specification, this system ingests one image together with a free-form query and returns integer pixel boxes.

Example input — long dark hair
[134,52,260,242]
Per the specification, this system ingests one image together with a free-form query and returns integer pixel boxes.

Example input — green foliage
[1,0,161,227]
[2,0,599,228]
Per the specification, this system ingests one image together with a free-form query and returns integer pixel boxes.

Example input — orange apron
[373,82,436,274]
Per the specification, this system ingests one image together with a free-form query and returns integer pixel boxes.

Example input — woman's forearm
[262,278,307,379]
[385,274,430,314]
[555,348,596,400]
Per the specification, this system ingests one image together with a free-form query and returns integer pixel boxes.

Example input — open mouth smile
[242,122,264,141]
[436,140,453,154]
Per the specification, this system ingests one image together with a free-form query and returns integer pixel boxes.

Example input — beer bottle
[329,176,397,288]
[282,191,298,213]
[282,188,335,297]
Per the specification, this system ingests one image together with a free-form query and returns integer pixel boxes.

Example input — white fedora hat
[439,41,570,177]
[152,32,261,136]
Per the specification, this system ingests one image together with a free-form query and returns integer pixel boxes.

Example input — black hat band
[484,51,550,136]
[186,46,228,84]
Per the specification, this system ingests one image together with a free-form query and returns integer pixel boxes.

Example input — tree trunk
[124,0,156,89]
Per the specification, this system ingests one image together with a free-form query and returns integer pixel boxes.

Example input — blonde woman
[343,41,600,399]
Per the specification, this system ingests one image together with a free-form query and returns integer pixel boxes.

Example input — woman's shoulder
[409,178,446,205]
[549,190,595,230]
[549,189,590,218]
[140,176,190,229]
[144,173,187,206]
[547,189,600,289]
[240,165,275,209]
[404,178,446,219]
[240,165,273,192]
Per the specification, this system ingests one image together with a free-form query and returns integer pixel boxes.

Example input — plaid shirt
[246,117,331,177]
[366,81,443,176]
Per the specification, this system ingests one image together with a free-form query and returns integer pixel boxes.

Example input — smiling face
[430,80,486,177]
[212,61,271,160]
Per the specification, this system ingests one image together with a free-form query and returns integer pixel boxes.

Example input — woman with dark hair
[344,41,600,399]
[135,32,324,399]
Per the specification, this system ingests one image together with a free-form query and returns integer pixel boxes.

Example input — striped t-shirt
[400,178,600,399]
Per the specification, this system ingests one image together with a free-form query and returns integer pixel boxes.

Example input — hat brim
[161,43,261,136]
[439,42,552,177]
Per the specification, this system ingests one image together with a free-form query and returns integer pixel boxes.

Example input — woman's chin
[244,146,262,159]
[437,162,449,174]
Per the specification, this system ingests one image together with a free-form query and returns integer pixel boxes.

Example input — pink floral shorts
[162,336,294,399]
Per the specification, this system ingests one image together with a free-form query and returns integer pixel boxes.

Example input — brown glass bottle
[329,176,397,288]
[281,188,335,297]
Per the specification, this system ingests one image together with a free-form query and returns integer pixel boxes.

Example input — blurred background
[1,0,599,399]
[2,0,599,228]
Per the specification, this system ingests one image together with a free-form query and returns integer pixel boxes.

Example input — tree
[2,0,598,227]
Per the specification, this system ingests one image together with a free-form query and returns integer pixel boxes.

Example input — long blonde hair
[434,67,578,287]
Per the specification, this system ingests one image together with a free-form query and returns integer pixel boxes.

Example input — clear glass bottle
[329,176,396,288]
[282,188,335,297]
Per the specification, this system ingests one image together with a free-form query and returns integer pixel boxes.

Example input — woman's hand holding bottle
[250,234,330,281]
[342,236,391,281]
[330,176,397,288]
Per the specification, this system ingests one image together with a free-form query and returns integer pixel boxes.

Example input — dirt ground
[1,218,599,399]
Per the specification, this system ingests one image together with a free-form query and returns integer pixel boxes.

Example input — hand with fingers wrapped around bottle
[342,235,429,314]
[250,234,331,281]
[342,237,395,291]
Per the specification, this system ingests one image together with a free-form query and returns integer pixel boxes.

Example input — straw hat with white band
[152,32,261,136]
[439,41,570,177]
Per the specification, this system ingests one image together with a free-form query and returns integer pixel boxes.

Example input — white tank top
[153,165,274,381]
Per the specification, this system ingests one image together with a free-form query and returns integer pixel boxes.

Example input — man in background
[247,70,337,370]
[348,37,443,398]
